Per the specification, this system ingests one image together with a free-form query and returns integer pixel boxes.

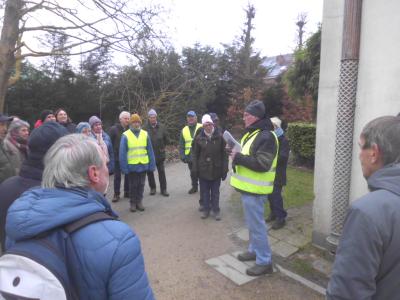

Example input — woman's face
[18,126,30,141]
[203,122,214,134]
[82,127,91,136]
[56,110,68,123]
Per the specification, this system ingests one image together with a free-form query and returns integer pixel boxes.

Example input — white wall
[313,0,400,248]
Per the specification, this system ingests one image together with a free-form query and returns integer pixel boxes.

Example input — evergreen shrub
[287,123,316,166]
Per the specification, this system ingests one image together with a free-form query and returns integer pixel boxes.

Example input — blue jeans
[268,184,287,220]
[242,193,272,265]
[199,178,221,213]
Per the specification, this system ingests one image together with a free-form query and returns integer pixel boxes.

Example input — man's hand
[230,150,238,160]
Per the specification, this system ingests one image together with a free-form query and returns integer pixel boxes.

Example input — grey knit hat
[245,100,265,119]
[88,115,102,127]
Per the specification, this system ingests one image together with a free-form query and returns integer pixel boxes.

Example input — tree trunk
[0,0,23,113]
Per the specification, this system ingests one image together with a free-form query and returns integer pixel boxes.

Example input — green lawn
[230,166,315,217]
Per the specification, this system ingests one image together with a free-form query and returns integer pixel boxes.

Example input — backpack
[0,211,116,300]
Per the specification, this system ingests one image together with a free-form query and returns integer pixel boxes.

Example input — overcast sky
[161,0,323,57]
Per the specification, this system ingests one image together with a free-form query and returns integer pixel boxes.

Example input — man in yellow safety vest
[230,100,278,276]
[119,113,156,212]
[179,110,202,194]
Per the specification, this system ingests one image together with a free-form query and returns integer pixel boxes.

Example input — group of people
[0,99,397,298]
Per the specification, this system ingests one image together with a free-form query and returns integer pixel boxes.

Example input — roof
[263,54,294,78]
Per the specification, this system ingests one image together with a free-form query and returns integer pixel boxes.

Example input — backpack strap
[64,212,117,234]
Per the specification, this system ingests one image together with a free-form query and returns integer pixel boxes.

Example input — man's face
[120,115,130,128]
[92,122,102,134]
[0,122,7,139]
[358,135,383,179]
[18,126,29,141]
[187,116,197,125]
[149,115,157,126]
[243,112,258,128]
[45,114,56,122]
[132,121,141,129]
[92,147,109,194]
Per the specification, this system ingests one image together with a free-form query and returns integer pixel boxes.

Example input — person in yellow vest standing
[119,113,155,212]
[230,100,278,276]
[179,110,202,194]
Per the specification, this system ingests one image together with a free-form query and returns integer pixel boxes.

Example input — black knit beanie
[245,100,266,119]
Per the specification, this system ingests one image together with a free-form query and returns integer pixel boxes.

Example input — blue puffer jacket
[6,187,154,300]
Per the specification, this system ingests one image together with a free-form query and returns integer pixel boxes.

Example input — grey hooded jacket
[327,163,400,300]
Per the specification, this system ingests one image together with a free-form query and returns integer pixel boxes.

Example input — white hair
[119,111,130,120]
[42,134,103,189]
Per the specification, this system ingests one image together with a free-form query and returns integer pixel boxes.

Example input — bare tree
[296,12,308,49]
[0,0,164,112]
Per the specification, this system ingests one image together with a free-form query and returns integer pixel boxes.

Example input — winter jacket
[119,128,156,174]
[59,121,77,133]
[327,163,400,300]
[0,159,42,252]
[274,134,290,186]
[92,131,115,174]
[0,139,18,184]
[6,187,154,300]
[109,123,128,162]
[144,122,168,163]
[232,118,277,175]
[192,127,228,181]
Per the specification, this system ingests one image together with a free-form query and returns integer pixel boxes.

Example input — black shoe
[214,212,221,221]
[150,188,156,195]
[246,264,273,276]
[161,190,169,197]
[237,251,256,262]
[265,215,276,223]
[136,202,145,211]
[188,187,198,194]
[271,219,286,230]
[112,194,120,203]
[129,203,136,212]
[123,192,130,198]
[201,211,209,219]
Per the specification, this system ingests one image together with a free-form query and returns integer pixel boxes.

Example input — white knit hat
[201,114,213,125]
[270,117,282,128]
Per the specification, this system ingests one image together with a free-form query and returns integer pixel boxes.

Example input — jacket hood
[367,163,400,196]
[6,187,117,241]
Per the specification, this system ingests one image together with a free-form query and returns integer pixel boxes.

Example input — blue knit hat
[76,122,91,134]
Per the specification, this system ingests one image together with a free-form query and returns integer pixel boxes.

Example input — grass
[230,165,315,216]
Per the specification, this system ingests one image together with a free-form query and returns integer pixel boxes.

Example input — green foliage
[284,27,321,117]
[287,123,316,165]
[264,166,314,217]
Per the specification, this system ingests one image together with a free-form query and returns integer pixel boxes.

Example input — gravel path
[109,161,323,300]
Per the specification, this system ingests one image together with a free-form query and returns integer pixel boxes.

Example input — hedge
[286,122,316,166]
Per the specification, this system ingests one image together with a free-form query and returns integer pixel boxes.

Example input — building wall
[313,0,400,249]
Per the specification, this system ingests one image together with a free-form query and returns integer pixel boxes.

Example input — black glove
[221,173,227,181]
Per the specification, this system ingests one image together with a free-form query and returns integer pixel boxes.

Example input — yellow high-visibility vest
[182,123,202,155]
[123,129,149,165]
[230,130,279,194]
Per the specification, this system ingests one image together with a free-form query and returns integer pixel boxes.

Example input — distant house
[262,54,293,83]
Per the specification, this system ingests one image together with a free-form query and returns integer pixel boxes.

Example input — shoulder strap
[64,212,117,234]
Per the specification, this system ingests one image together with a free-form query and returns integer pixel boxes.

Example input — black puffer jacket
[192,127,228,181]
[109,123,127,162]
[144,122,168,163]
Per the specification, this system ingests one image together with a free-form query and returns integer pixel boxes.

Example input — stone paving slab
[285,233,310,248]
[271,241,299,258]
[205,254,256,285]
[235,228,249,241]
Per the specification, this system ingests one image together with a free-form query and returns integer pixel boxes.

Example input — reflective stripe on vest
[123,129,149,164]
[182,123,202,155]
[230,130,279,195]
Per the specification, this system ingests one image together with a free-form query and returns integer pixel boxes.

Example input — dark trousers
[267,184,287,220]
[128,172,146,203]
[188,161,199,189]
[114,161,129,195]
[199,178,221,213]
[147,161,167,192]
